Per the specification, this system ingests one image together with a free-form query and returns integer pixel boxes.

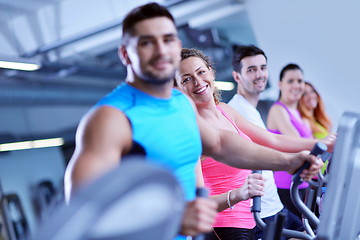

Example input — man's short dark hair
[121,2,175,45]
[232,44,267,73]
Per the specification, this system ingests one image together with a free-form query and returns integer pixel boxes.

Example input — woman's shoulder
[218,102,239,118]
[267,102,292,129]
[268,102,288,116]
[218,102,231,111]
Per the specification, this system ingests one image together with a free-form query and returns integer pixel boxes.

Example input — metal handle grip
[292,142,327,184]
[193,188,209,240]
[251,170,262,213]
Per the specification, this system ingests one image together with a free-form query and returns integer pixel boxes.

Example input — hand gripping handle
[193,188,209,240]
[292,142,327,184]
[251,170,263,213]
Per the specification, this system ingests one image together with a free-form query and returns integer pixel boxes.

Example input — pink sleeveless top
[269,101,312,189]
[202,106,255,229]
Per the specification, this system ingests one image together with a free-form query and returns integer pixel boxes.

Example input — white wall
[246,0,360,128]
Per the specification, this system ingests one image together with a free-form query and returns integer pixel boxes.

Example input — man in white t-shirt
[228,45,304,239]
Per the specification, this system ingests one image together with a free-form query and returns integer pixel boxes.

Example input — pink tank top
[201,106,255,229]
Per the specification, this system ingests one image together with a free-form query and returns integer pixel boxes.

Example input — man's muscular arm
[64,106,132,202]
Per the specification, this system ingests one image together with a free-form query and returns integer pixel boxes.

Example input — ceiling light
[214,81,235,91]
[0,55,41,71]
[0,138,64,152]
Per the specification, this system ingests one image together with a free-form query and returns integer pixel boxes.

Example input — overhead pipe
[22,17,124,58]
[40,61,126,79]
[22,0,190,58]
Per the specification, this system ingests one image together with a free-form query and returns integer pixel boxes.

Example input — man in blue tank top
[95,84,201,201]
[64,2,324,239]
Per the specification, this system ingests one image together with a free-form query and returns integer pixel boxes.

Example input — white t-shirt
[228,94,284,218]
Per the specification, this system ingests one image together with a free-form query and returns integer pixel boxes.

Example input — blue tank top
[95,83,202,201]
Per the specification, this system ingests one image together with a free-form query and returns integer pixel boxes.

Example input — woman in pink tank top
[176,49,265,240]
[175,49,333,240]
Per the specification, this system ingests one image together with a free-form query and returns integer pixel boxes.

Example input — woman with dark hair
[266,63,312,219]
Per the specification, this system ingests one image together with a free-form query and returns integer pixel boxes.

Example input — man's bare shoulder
[76,106,132,154]
[80,106,129,128]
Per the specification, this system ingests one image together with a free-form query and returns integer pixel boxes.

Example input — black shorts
[205,227,255,240]
[254,208,305,240]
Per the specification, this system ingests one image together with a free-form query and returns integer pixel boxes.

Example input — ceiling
[0,0,256,105]
[0,0,257,145]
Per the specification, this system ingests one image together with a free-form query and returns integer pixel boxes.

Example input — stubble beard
[253,78,268,94]
[140,57,178,85]
[256,87,266,94]
[140,69,176,85]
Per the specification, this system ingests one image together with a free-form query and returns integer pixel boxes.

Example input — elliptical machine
[252,142,327,240]
[32,157,186,240]
[253,111,360,240]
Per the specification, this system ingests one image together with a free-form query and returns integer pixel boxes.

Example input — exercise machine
[253,111,360,240]
[32,156,185,240]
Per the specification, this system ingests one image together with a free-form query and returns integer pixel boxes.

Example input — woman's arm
[219,103,335,153]
[267,104,302,137]
[209,173,265,212]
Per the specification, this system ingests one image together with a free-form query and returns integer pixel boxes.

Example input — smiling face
[121,17,181,84]
[236,54,268,96]
[176,56,216,106]
[300,83,318,110]
[279,69,305,103]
